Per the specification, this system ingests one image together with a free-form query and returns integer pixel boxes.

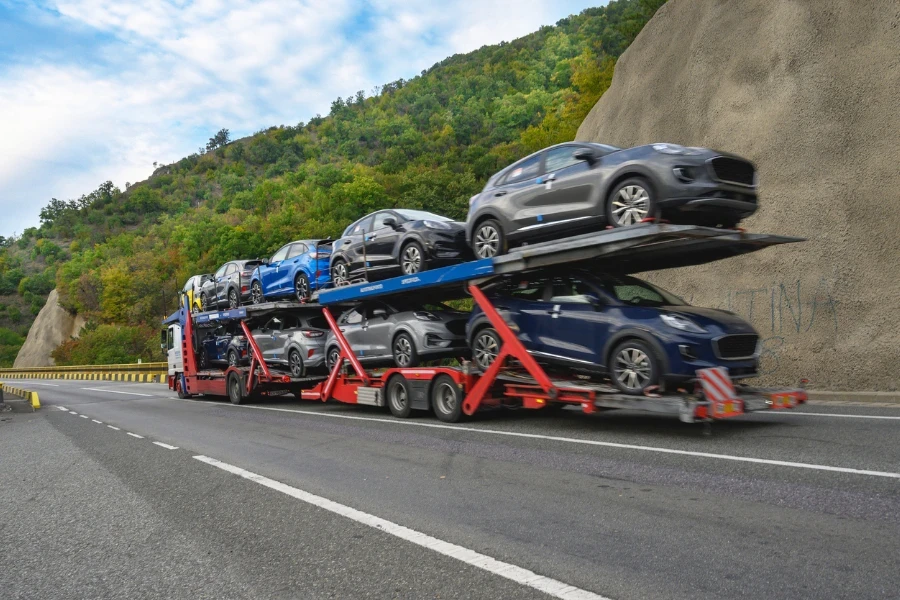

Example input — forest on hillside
[0,0,667,366]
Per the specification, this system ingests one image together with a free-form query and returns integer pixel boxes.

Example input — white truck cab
[165,324,183,376]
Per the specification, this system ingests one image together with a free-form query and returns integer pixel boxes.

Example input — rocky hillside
[576,0,900,390]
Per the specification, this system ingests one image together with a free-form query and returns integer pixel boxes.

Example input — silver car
[251,313,329,377]
[325,300,469,368]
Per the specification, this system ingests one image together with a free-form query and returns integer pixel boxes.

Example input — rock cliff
[576,0,900,390]
[13,289,86,367]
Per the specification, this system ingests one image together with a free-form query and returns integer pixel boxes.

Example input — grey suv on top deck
[465,142,759,258]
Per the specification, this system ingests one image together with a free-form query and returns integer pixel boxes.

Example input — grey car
[249,313,329,377]
[325,300,469,369]
[466,141,758,258]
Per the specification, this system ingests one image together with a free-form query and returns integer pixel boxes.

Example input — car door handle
[547,308,560,315]
[494,191,508,197]
[367,235,377,241]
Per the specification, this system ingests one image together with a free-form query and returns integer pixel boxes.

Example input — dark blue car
[250,239,332,303]
[198,326,248,369]
[466,270,760,394]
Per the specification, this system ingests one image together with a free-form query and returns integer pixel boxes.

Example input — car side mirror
[381,217,398,229]
[372,308,388,319]
[573,148,598,164]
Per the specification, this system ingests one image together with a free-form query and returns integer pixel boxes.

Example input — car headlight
[660,314,707,333]
[423,220,452,230]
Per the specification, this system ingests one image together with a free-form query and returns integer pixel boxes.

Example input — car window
[214,265,227,278]
[280,315,298,329]
[592,274,685,307]
[549,277,598,304]
[507,277,548,302]
[343,309,363,325]
[350,216,373,235]
[306,316,329,330]
[270,245,290,263]
[503,154,542,185]
[225,263,237,276]
[183,278,193,292]
[266,318,283,331]
[287,243,307,259]
[545,146,583,173]
[371,212,395,231]
[394,209,451,222]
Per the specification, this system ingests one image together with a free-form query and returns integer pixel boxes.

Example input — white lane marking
[15,382,60,387]
[107,425,121,431]
[57,406,68,411]
[152,441,179,450]
[79,415,89,419]
[223,404,900,480]
[759,411,900,421]
[126,432,144,439]
[81,387,153,397]
[69,411,78,415]
[92,419,103,424]
[195,455,609,600]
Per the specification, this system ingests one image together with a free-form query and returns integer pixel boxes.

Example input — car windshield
[589,143,622,152]
[394,209,452,222]
[592,274,686,307]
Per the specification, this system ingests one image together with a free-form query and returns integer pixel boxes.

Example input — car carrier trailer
[165,223,809,429]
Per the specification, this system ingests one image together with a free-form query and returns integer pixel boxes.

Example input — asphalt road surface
[1,378,898,599]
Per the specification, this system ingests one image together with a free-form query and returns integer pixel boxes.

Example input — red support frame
[240,320,272,394]
[461,284,557,415]
[318,307,370,401]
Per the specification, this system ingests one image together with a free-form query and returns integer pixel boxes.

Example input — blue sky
[0,0,605,237]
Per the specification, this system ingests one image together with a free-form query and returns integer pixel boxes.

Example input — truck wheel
[176,376,192,399]
[288,349,305,378]
[431,374,463,423]
[386,375,412,418]
[609,339,660,395]
[392,332,419,368]
[228,288,240,309]
[228,372,244,405]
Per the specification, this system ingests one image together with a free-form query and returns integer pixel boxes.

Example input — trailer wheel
[386,375,412,418]
[610,339,660,395]
[431,374,463,422]
[228,372,245,405]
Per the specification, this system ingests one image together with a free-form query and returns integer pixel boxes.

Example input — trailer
[165,223,809,428]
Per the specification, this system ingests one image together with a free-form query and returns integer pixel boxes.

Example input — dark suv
[466,270,760,394]
[466,142,758,258]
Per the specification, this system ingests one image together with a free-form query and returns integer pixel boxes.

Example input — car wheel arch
[601,167,661,207]
[468,210,508,242]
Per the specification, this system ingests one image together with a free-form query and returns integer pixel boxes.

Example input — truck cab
[165,324,183,376]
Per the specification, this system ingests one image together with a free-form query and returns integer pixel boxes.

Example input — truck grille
[709,157,756,187]
[713,334,759,360]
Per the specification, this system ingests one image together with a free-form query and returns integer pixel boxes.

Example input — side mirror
[372,308,388,319]
[573,148,598,164]
[381,217,397,229]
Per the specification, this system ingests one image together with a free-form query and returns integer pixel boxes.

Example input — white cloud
[0,0,603,236]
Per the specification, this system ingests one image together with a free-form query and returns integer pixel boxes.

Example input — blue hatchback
[466,269,760,394]
[250,240,332,303]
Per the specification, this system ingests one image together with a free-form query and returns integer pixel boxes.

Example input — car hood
[661,305,757,333]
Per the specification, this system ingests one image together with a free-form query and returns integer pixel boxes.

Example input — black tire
[227,349,239,367]
[228,288,240,309]
[400,241,426,274]
[326,346,342,371]
[288,349,304,378]
[294,272,311,302]
[431,374,463,423]
[609,339,660,395]
[332,258,349,286]
[472,219,505,258]
[200,293,208,312]
[471,327,502,370]
[227,372,244,405]
[251,281,265,304]
[606,177,658,228]
[199,349,209,369]
[386,375,412,418]
[392,332,419,368]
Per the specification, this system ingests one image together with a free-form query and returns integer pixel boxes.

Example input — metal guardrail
[0,362,167,383]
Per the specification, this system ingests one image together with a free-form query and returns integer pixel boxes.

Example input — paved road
[1,378,898,599]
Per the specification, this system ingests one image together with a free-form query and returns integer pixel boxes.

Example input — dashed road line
[126,432,144,439]
[57,406,68,411]
[195,455,609,600]
[92,419,103,424]
[152,441,179,450]
[80,415,89,419]
[81,387,153,397]
[107,425,120,431]
[223,403,900,480]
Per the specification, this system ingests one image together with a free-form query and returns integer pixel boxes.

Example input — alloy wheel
[614,347,652,391]
[333,262,349,286]
[328,347,341,370]
[473,330,500,369]
[394,336,413,367]
[295,275,309,301]
[401,245,422,274]
[228,351,238,367]
[475,224,500,258]
[251,282,264,304]
[289,351,303,377]
[229,289,239,309]
[611,185,651,226]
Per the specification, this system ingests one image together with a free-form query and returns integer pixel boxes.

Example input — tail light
[308,349,315,358]
[241,285,248,293]
[241,270,253,278]
[302,330,324,338]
